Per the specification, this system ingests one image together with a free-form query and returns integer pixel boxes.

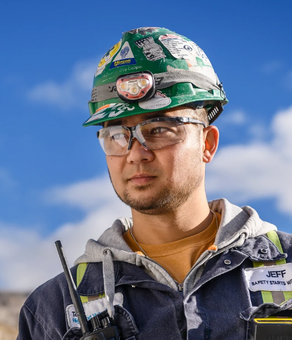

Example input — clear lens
[98,118,186,156]
[139,120,185,150]
[98,126,131,156]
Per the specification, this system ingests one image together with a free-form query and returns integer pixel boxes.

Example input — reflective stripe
[253,231,292,304]
[267,231,292,303]
[266,231,285,255]
[76,263,88,304]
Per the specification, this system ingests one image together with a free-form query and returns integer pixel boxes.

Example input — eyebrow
[105,111,168,127]
[144,111,167,120]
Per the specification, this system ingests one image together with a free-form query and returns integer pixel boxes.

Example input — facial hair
[109,169,203,215]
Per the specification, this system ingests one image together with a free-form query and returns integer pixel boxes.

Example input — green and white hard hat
[84,27,228,127]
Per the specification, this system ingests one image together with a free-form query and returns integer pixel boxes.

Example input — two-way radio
[55,240,120,340]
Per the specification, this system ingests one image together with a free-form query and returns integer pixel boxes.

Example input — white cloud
[248,122,269,141]
[44,173,115,212]
[0,174,130,291]
[220,109,247,125]
[261,60,283,75]
[207,105,292,217]
[27,60,97,110]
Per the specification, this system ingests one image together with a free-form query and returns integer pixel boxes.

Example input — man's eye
[150,127,169,134]
[110,133,126,141]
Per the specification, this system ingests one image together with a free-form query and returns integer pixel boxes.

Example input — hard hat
[84,27,228,127]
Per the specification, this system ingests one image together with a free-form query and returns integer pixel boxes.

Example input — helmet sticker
[138,91,171,110]
[135,37,166,62]
[108,103,135,118]
[87,104,116,122]
[159,34,211,66]
[110,41,137,69]
[159,34,216,82]
[127,27,159,35]
[95,41,121,76]
[119,64,144,73]
[87,103,135,123]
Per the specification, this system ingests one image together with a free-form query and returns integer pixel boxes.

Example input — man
[18,27,292,339]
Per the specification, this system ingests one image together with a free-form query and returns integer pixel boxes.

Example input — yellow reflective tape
[253,261,264,268]
[267,231,286,266]
[77,263,88,286]
[266,230,283,253]
[254,317,292,324]
[260,291,274,303]
[76,263,88,304]
[79,295,88,304]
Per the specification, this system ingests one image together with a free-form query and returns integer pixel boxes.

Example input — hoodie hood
[210,198,276,249]
[75,198,276,266]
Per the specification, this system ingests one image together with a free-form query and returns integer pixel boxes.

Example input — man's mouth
[129,173,157,185]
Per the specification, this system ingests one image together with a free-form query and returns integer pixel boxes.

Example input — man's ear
[202,125,219,163]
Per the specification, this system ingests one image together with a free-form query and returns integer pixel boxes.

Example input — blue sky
[1,0,292,291]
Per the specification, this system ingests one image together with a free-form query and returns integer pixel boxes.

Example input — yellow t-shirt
[123,212,221,284]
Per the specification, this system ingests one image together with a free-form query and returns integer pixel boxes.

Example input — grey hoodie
[74,198,277,318]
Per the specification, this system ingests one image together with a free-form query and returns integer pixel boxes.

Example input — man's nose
[126,138,154,163]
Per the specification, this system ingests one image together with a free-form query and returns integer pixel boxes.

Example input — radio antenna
[55,240,89,335]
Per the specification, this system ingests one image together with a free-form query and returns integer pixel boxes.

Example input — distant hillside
[0,292,30,340]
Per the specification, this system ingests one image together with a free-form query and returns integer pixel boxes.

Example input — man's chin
[119,189,176,215]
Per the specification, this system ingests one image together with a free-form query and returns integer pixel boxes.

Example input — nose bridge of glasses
[127,124,147,150]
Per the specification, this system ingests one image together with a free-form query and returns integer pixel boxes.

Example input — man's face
[105,107,209,215]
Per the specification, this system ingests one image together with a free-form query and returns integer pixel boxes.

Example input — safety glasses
[97,116,206,156]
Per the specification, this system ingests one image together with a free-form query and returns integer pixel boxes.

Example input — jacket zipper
[181,250,218,293]
[138,253,214,294]
[176,282,183,292]
[136,254,183,292]
[134,246,220,294]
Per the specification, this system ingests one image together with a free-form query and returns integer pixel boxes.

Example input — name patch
[244,263,292,292]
